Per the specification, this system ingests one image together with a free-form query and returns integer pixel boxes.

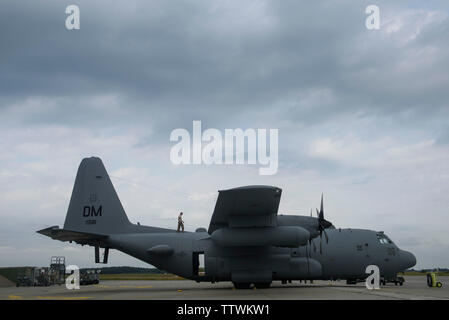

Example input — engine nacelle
[211,226,310,247]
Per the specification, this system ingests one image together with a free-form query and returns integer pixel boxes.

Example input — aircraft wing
[37,225,108,245]
[208,186,282,234]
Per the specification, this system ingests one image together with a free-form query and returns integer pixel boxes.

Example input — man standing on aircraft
[177,212,184,232]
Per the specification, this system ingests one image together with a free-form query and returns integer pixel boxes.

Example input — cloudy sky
[1,0,448,269]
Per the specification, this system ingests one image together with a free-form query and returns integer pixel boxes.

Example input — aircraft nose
[400,250,416,269]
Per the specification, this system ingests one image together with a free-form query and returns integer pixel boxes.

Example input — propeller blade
[323,229,329,243]
[320,193,324,219]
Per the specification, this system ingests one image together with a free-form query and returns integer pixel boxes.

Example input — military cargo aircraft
[38,157,416,289]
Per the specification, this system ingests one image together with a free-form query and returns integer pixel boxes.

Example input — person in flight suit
[177,212,184,232]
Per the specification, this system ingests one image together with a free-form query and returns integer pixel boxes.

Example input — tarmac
[1,276,448,300]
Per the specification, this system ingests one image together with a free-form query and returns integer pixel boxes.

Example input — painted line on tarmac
[36,296,91,300]
[8,295,23,300]
[93,284,153,289]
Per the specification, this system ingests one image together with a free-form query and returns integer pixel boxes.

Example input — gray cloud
[2,1,448,129]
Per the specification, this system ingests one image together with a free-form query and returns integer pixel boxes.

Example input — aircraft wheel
[233,282,251,289]
[254,282,271,289]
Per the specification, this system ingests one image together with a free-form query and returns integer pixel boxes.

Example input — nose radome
[401,250,417,269]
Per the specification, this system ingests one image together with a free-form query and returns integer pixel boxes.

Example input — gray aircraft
[38,157,416,289]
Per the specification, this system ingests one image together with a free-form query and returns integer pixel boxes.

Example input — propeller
[315,193,331,254]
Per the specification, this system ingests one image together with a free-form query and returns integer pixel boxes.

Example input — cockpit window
[377,233,392,244]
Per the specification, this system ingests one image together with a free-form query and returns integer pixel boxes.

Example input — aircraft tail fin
[63,157,132,235]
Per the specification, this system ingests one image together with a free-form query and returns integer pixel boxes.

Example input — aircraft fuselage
[103,225,416,284]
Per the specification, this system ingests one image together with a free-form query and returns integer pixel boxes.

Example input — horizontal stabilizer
[37,226,108,245]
